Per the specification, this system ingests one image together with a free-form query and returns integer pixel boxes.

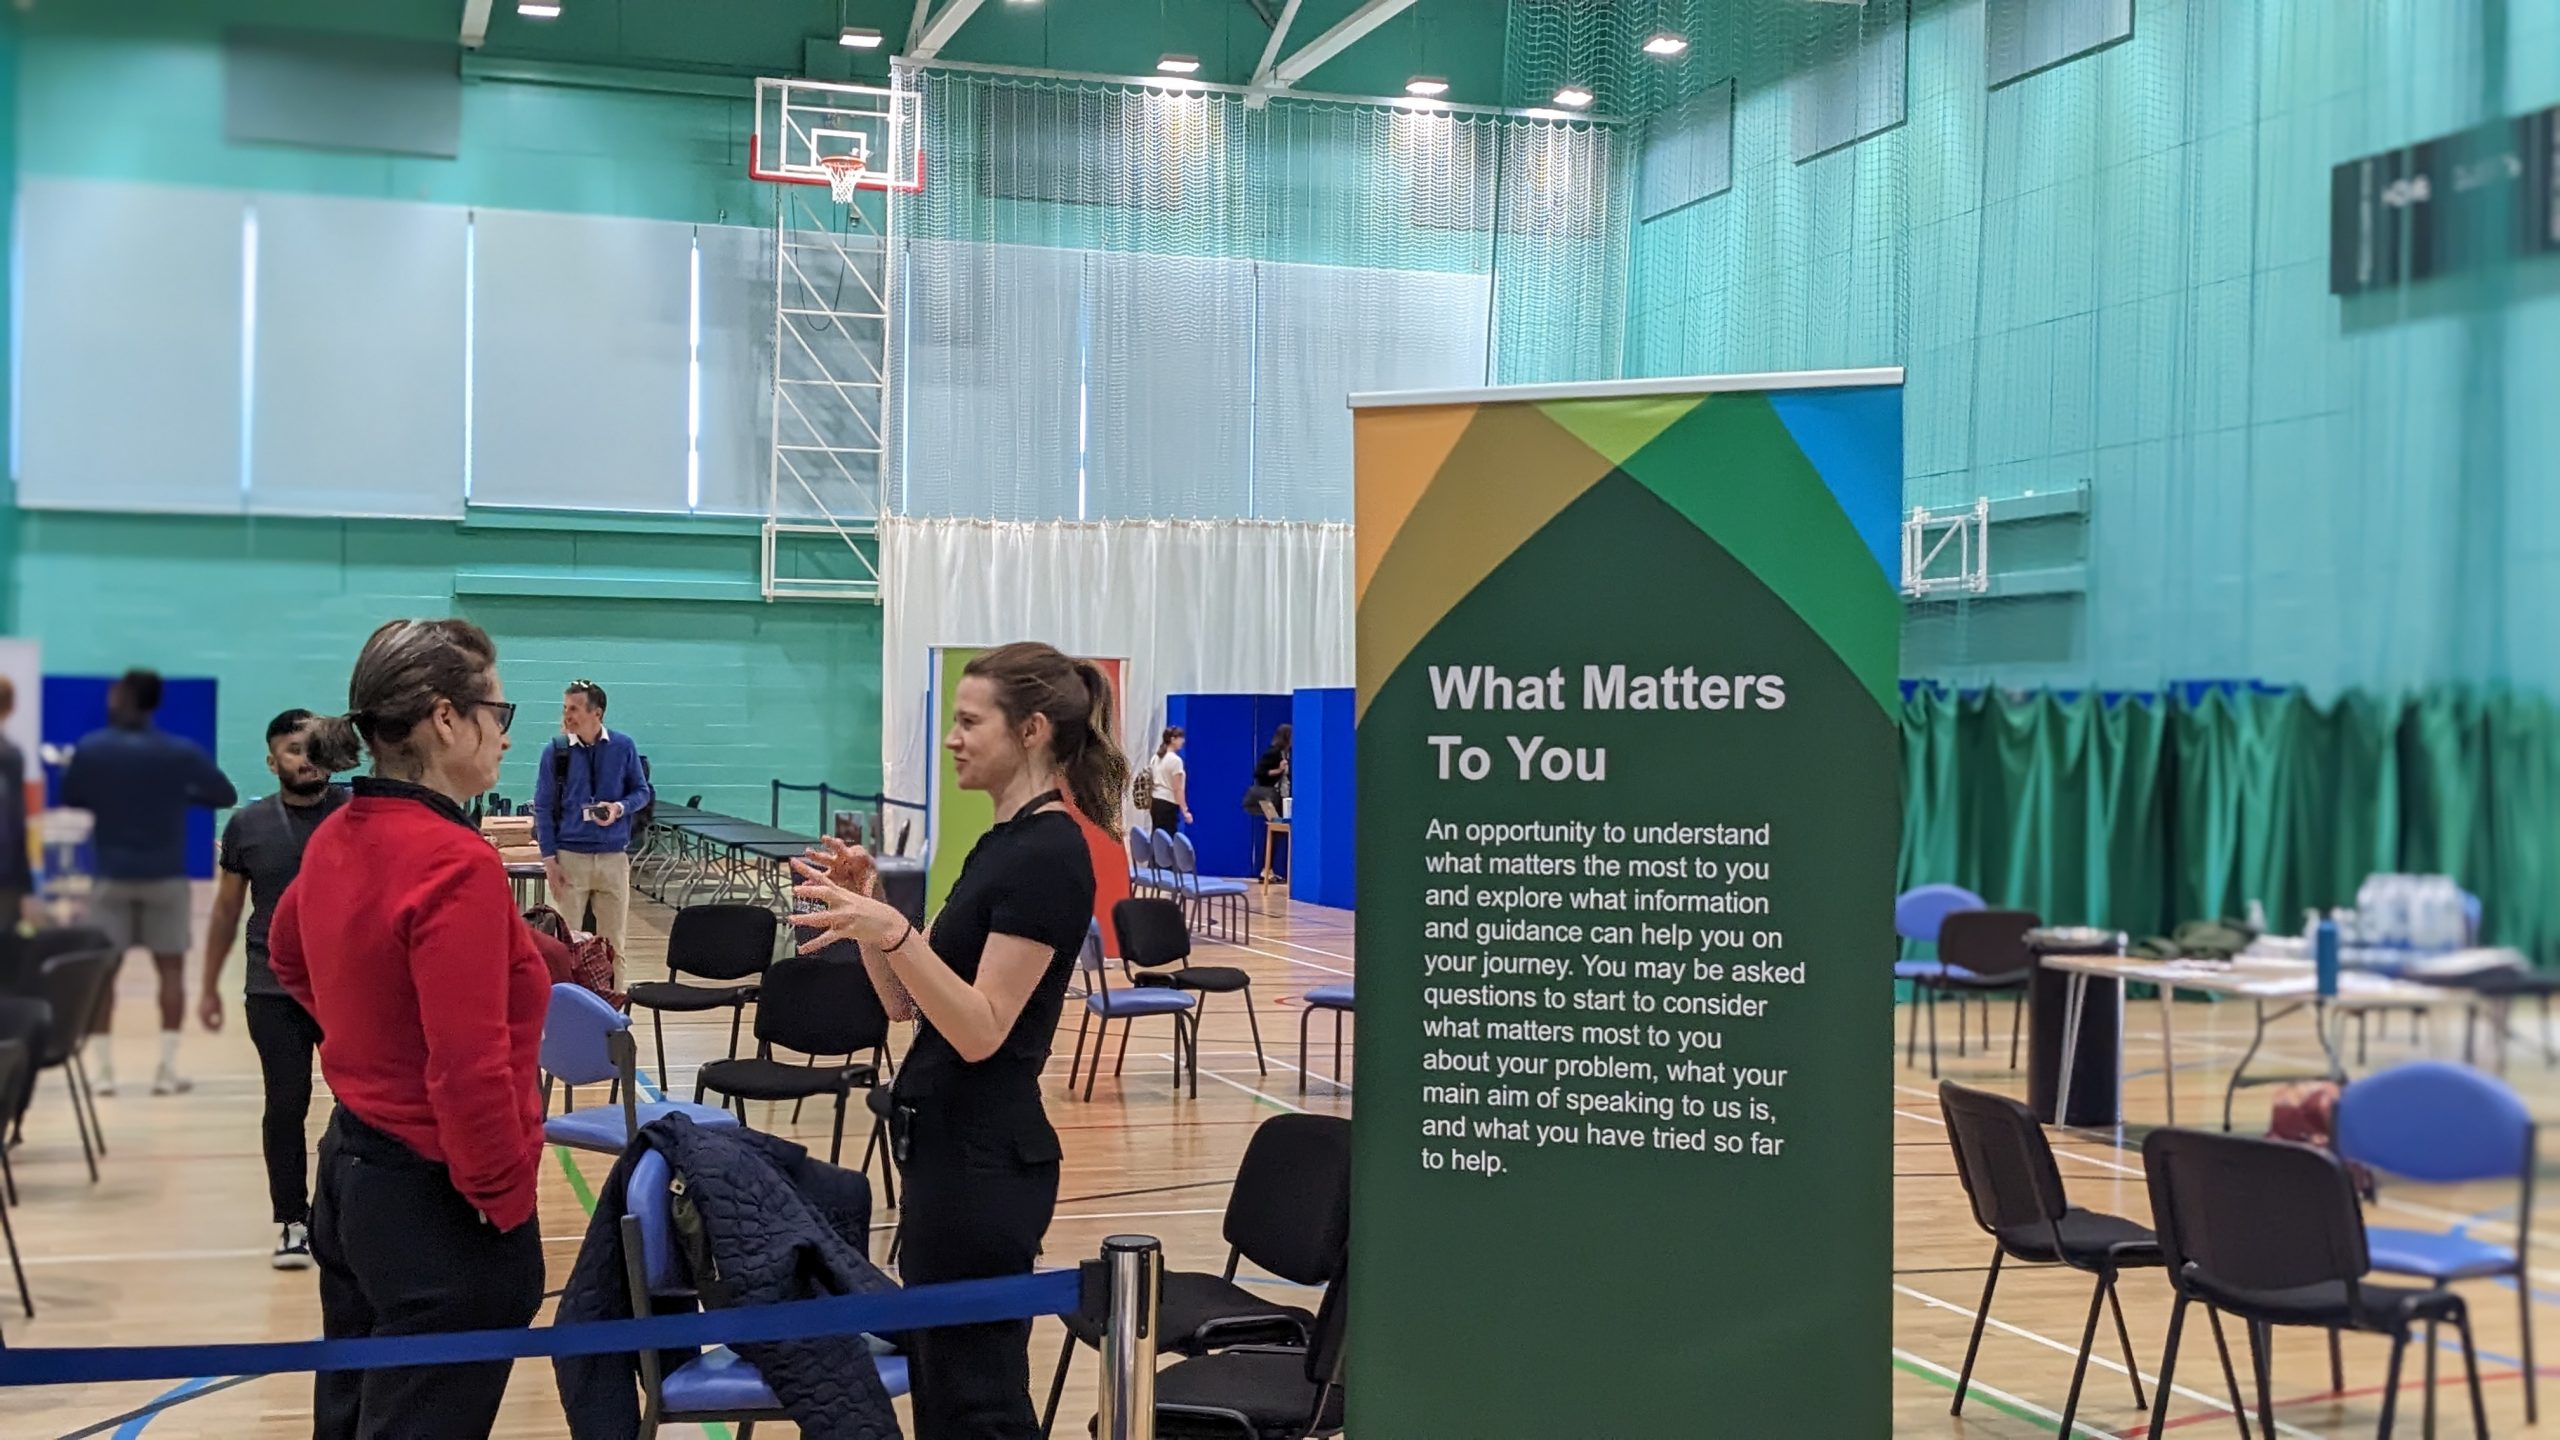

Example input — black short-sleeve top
[893,804,1096,1140]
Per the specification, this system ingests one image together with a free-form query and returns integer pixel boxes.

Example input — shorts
[91,878,194,956]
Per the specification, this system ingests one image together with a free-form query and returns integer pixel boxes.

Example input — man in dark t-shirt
[200,709,348,1271]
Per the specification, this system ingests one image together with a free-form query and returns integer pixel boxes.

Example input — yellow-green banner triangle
[1533,393,1706,469]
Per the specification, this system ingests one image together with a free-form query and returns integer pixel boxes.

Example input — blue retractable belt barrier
[0,1269,1079,1389]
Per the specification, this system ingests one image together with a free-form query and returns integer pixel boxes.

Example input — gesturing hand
[798,835,880,896]
[788,857,907,954]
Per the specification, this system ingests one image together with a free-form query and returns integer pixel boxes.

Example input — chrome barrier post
[1095,1234,1161,1440]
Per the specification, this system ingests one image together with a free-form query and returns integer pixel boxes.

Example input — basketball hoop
[817,151,868,204]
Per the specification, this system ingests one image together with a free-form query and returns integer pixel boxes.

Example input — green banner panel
[1349,377,1904,1434]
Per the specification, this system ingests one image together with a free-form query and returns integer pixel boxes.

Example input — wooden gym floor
[2,888,2553,1437]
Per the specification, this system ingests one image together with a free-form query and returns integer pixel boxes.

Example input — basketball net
[818,152,867,205]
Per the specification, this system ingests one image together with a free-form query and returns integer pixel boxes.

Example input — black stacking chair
[1041,1113,1350,1435]
[1119,898,1267,1075]
[1938,1081,2160,1437]
[626,904,777,1087]
[17,949,117,1182]
[0,1039,30,1314]
[694,953,889,1173]
[1147,1258,1349,1440]
[1921,909,2038,1077]
[2142,1127,2487,1439]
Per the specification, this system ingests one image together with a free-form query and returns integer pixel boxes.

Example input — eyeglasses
[568,679,604,704]
[462,699,518,734]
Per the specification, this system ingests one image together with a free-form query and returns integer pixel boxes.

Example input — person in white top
[1148,727,1190,834]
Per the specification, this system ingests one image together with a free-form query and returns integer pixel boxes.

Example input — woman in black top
[791,641,1122,1439]
[1254,722,1293,791]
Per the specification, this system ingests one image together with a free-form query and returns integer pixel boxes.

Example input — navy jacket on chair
[552,1115,900,1440]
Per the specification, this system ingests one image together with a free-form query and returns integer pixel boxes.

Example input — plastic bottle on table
[2315,914,2341,997]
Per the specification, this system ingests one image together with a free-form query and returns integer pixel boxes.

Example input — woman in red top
[267,618,550,1440]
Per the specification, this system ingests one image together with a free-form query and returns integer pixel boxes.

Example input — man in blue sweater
[60,668,238,1096]
[534,679,652,980]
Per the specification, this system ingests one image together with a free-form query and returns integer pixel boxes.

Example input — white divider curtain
[879,516,1352,826]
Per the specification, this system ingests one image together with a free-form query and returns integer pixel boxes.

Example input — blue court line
[111,1375,229,1438]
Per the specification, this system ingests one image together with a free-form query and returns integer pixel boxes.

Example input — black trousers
[310,1107,544,1440]
[1148,799,1182,835]
[246,994,324,1225]
[898,1130,1060,1440]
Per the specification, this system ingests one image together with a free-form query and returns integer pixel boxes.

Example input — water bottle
[2315,914,2341,997]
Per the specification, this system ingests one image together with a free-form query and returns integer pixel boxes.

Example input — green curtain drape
[1902,686,2560,966]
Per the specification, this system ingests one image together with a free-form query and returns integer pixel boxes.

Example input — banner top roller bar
[1346,366,1906,409]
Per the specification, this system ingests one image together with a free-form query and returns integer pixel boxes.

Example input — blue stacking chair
[620,1147,907,1438]
[1129,828,1171,897]
[1168,832,1253,943]
[1893,884,1986,1070]
[2337,1059,2540,1425]
[1298,985,1353,1094]
[541,985,741,1155]
[1065,921,1198,1101]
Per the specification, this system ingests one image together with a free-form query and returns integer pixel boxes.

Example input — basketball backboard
[750,76,925,197]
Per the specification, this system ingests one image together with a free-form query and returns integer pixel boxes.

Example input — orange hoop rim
[817,152,868,202]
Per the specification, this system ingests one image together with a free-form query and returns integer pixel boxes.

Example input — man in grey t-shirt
[201,710,347,1271]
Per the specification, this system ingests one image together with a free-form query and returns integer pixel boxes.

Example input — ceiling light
[1394,95,1449,112]
[1157,54,1202,74]
[1405,75,1450,97]
[838,26,883,48]
[1553,85,1594,109]
[517,0,562,15]
[1643,30,1690,57]
[1520,106,1570,120]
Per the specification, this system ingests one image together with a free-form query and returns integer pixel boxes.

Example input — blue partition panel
[1290,687,1354,910]
[43,676,223,880]
[1162,692,1290,878]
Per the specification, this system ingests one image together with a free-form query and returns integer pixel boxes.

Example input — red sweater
[269,779,551,1231]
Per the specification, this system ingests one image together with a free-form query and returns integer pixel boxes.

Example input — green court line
[551,1144,599,1214]
[1892,1351,2110,1438]
[551,1145,734,1440]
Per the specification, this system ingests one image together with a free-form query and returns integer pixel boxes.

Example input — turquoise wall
[1622,0,2560,698]
[19,4,762,225]
[9,6,886,809]
[16,512,882,817]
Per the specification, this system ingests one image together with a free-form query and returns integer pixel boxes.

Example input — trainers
[151,1067,193,1097]
[273,1222,314,1271]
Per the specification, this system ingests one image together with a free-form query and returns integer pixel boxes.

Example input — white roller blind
[469,208,690,513]
[19,177,247,512]
[251,192,467,518]
[695,221,775,518]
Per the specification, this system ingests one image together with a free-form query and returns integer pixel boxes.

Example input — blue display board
[1162,692,1291,878]
[1289,687,1353,910]
[42,676,223,880]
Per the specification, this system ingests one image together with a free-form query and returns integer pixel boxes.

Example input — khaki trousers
[549,850,632,985]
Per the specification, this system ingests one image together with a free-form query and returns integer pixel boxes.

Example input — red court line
[2127,1364,2558,1435]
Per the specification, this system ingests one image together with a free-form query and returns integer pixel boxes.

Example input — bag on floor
[525,904,627,1011]
[2268,1080,2372,1195]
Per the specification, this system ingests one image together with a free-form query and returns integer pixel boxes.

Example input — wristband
[884,923,915,954]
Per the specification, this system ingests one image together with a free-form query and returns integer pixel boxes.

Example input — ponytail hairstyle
[305,618,500,780]
[1157,726,1184,758]
[963,642,1129,839]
